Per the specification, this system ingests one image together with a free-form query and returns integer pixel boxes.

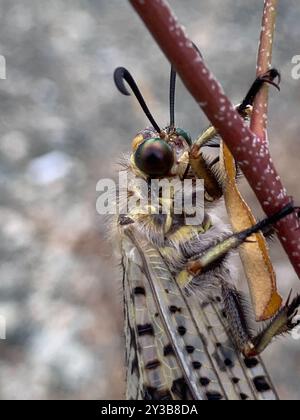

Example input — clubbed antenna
[114,67,161,133]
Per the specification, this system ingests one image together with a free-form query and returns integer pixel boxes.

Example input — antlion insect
[113,47,300,400]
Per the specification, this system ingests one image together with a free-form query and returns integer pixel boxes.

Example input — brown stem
[129,0,300,279]
[251,0,278,140]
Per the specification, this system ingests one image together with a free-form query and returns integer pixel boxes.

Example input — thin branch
[251,0,278,140]
[129,0,300,279]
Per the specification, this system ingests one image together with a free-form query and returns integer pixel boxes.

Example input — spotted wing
[193,296,279,400]
[121,227,278,400]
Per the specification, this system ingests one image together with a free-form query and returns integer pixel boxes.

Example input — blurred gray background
[0,0,299,400]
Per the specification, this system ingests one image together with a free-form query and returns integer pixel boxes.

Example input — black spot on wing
[137,324,154,336]
[177,326,187,336]
[164,344,174,356]
[224,358,234,368]
[145,359,161,370]
[185,345,195,354]
[134,287,146,296]
[192,361,202,370]
[253,376,271,393]
[169,305,182,314]
[200,377,210,387]
[206,391,224,400]
[171,378,191,400]
[240,393,249,400]
[244,357,259,369]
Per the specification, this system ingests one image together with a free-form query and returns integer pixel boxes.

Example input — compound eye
[134,138,174,177]
[176,128,192,146]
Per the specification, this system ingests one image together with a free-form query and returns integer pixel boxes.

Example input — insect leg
[249,294,300,357]
[237,68,281,115]
[189,145,223,202]
[190,69,281,202]
[221,284,256,357]
[178,203,295,287]
[220,283,300,357]
[193,68,281,150]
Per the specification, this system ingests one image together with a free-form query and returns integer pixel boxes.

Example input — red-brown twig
[129,0,300,278]
[251,0,278,141]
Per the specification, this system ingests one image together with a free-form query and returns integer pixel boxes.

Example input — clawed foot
[238,68,281,113]
[247,291,300,357]
[258,68,281,91]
